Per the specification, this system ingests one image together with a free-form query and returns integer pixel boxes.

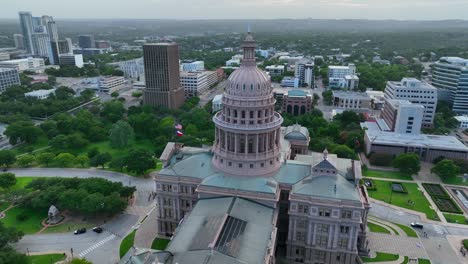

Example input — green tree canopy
[393,153,421,176]
[431,159,460,179]
[16,154,35,167]
[53,153,75,167]
[125,149,155,175]
[4,120,42,145]
[0,172,16,190]
[0,150,16,168]
[109,121,134,149]
[37,152,55,167]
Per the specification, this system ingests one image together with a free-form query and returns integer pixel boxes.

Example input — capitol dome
[212,31,283,177]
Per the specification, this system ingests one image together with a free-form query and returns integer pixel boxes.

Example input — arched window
[234,110,238,118]
[250,84,253,91]
[243,84,246,90]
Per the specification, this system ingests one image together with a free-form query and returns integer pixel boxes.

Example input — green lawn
[0,206,45,234]
[401,256,409,264]
[363,169,412,180]
[120,230,136,258]
[444,213,468,225]
[151,237,170,250]
[27,253,66,264]
[440,176,468,186]
[11,177,35,191]
[362,252,399,262]
[366,180,439,221]
[367,222,391,234]
[418,258,431,264]
[394,223,418,238]
[463,239,468,250]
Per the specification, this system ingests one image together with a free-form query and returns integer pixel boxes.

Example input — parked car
[410,222,424,229]
[92,227,103,233]
[74,228,87,234]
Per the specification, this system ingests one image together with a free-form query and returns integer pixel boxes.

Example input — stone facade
[154,32,369,264]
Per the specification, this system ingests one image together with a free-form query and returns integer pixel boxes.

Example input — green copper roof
[292,175,360,201]
[201,174,277,194]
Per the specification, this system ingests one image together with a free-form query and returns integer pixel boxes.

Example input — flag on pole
[176,130,184,137]
[175,124,183,130]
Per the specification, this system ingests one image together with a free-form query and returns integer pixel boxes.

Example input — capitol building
[140,32,370,264]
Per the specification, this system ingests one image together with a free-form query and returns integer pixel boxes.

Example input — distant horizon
[2,0,467,20]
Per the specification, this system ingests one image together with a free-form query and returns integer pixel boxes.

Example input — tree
[0,150,16,168]
[125,149,155,175]
[16,154,35,167]
[0,173,16,189]
[431,159,460,179]
[4,121,42,145]
[111,92,119,98]
[90,152,112,168]
[37,152,55,167]
[322,90,333,105]
[109,156,126,172]
[53,153,75,167]
[393,153,421,176]
[331,145,358,160]
[87,147,100,159]
[101,101,125,123]
[0,222,27,264]
[74,155,90,167]
[109,121,134,149]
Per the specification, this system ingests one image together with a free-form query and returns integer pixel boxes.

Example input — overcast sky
[2,0,467,20]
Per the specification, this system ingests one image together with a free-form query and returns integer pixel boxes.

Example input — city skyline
[1,0,468,20]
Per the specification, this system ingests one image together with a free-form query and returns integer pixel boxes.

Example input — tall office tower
[78,35,95,49]
[142,43,185,109]
[294,60,314,87]
[32,33,54,64]
[41,16,58,42]
[18,12,34,54]
[13,34,24,50]
[51,40,73,64]
[432,57,468,114]
[65,38,73,52]
[32,17,43,32]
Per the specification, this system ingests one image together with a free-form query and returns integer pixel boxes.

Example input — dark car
[410,222,424,229]
[74,228,87,235]
[92,227,103,233]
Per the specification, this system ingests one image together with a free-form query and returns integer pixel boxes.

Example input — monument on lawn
[48,205,60,224]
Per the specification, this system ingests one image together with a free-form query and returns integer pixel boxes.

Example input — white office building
[384,78,437,127]
[24,88,56,99]
[455,116,468,129]
[180,71,212,97]
[381,99,424,134]
[281,77,299,88]
[265,65,285,77]
[328,64,359,89]
[0,68,21,93]
[32,32,54,63]
[0,57,45,72]
[99,76,125,93]
[432,57,468,114]
[328,64,356,78]
[109,58,144,79]
[180,60,204,72]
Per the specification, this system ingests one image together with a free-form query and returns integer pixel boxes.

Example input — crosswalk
[78,234,116,258]
[433,225,444,235]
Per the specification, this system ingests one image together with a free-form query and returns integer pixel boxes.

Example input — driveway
[9,168,155,263]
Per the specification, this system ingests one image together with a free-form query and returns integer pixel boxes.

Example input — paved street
[199,80,226,106]
[10,168,154,263]
[367,232,428,259]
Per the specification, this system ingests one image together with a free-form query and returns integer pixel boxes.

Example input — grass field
[1,206,44,234]
[393,223,418,237]
[151,237,170,250]
[418,258,431,264]
[0,202,11,212]
[120,230,136,258]
[444,213,467,225]
[43,222,95,234]
[366,180,439,221]
[81,139,155,159]
[367,222,391,234]
[12,135,50,156]
[27,253,66,264]
[401,256,409,264]
[362,252,399,262]
[440,176,468,186]
[10,177,35,191]
[363,169,412,180]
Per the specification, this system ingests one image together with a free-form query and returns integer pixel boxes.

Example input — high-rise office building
[32,33,54,64]
[32,17,43,32]
[294,59,314,87]
[51,39,73,64]
[18,12,34,54]
[142,43,185,109]
[432,57,468,114]
[78,35,95,49]
[13,34,24,50]
[41,15,58,42]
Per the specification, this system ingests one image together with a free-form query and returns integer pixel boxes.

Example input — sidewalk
[133,205,158,249]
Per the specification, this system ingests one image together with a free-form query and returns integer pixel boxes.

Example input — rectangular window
[297,220,307,229]
[317,235,328,247]
[340,226,350,234]
[319,208,331,217]
[338,237,349,248]
[341,210,352,219]
[296,231,305,242]
[298,204,309,214]
[317,223,329,233]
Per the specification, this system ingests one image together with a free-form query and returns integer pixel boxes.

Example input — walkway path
[367,232,429,259]
[134,205,158,248]
[368,216,407,236]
